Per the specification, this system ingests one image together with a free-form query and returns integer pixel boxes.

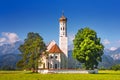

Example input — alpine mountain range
[0,41,120,69]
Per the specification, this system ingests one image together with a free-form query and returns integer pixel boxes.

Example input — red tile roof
[48,44,63,53]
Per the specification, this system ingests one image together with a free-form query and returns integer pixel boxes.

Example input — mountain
[104,48,120,65]
[98,54,115,68]
[68,50,115,69]
[0,41,23,70]
[0,41,22,55]
[68,44,120,69]
[107,48,120,60]
[1,42,120,70]
[0,54,21,70]
[68,44,74,50]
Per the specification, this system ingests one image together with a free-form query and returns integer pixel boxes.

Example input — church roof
[48,44,63,53]
[47,40,56,51]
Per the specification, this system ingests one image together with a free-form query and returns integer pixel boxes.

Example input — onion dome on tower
[59,13,67,22]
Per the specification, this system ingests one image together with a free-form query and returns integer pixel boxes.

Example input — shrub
[111,64,120,71]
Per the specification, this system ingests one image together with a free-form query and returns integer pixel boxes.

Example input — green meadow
[0,70,120,80]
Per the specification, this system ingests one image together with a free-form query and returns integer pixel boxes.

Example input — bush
[111,64,120,71]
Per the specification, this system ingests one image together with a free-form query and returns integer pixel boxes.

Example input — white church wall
[47,53,61,69]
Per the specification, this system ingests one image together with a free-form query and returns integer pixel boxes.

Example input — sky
[0,0,120,50]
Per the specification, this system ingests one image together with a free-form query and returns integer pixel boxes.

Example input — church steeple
[59,13,67,37]
[59,13,68,68]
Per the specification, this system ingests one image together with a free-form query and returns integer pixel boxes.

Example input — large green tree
[17,32,46,72]
[73,27,104,70]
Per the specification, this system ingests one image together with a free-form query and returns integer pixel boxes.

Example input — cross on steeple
[62,10,64,16]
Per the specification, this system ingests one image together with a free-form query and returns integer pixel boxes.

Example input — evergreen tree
[73,27,104,70]
[17,32,46,72]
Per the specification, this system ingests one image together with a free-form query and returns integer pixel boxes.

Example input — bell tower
[59,13,67,37]
[59,13,68,68]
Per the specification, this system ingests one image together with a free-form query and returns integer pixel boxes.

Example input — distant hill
[0,54,21,70]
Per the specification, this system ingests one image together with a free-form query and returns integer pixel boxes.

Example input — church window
[55,55,57,59]
[50,55,53,59]
[61,27,62,30]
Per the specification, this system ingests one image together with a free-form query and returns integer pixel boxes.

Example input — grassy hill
[0,70,120,80]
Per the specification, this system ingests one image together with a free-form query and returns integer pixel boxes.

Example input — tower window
[63,27,64,30]
[61,27,62,30]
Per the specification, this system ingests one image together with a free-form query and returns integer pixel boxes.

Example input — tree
[73,27,104,70]
[17,32,46,72]
[111,64,120,71]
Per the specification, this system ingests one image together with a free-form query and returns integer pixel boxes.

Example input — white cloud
[0,38,6,42]
[0,32,20,45]
[68,34,75,43]
[103,39,110,45]
[109,47,117,51]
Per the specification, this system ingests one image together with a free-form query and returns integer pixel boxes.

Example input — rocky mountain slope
[0,42,120,69]
[68,45,120,69]
[0,41,22,70]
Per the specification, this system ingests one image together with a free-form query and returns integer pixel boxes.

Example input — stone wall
[38,69,98,74]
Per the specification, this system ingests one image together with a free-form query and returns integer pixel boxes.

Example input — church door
[48,62,49,69]
[55,64,57,69]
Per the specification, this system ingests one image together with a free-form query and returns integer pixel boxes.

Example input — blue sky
[0,0,120,50]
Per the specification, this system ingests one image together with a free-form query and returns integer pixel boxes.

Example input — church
[38,14,68,69]
[38,14,98,74]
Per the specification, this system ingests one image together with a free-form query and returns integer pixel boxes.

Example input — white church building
[38,14,68,69]
[38,14,98,74]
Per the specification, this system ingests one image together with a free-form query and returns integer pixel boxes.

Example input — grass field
[0,70,120,80]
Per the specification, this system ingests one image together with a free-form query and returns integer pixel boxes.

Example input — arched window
[61,27,62,30]
[63,27,64,30]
